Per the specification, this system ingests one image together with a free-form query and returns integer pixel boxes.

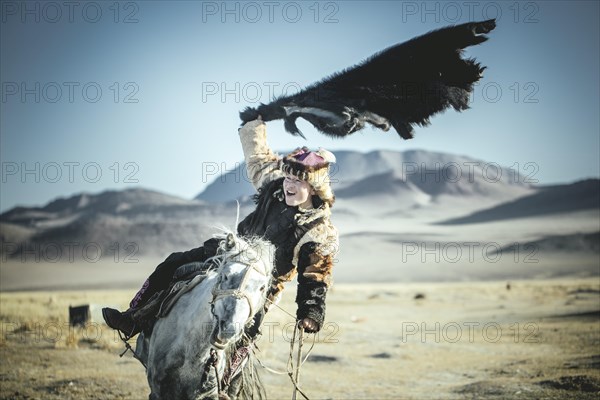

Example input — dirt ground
[1,279,599,399]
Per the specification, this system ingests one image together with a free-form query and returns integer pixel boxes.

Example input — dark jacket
[237,120,338,330]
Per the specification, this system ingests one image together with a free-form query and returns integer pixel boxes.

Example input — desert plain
[0,268,598,399]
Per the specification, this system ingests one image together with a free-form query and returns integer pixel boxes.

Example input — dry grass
[1,280,599,399]
[0,290,133,352]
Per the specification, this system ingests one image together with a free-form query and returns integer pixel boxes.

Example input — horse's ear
[225,233,236,250]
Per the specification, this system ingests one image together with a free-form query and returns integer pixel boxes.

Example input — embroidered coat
[237,120,339,331]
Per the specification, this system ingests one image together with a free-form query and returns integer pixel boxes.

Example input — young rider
[103,117,339,338]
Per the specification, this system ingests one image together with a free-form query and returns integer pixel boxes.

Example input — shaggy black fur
[240,19,496,140]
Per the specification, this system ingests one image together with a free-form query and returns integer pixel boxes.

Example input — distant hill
[196,149,534,204]
[436,179,600,225]
[2,151,597,265]
[0,188,243,260]
[1,188,194,226]
[492,231,600,254]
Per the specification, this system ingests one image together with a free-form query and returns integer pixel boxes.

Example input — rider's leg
[135,244,213,305]
[103,239,220,335]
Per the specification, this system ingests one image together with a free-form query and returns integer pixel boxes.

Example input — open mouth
[285,190,296,197]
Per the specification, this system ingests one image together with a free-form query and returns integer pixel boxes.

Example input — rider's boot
[102,307,141,338]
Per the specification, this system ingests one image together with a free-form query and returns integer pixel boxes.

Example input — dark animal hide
[240,19,496,140]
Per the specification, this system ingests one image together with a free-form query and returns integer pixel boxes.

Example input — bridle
[209,251,269,326]
[202,239,272,396]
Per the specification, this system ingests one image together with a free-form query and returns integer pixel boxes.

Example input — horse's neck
[189,272,218,314]
[166,273,218,332]
[145,273,224,398]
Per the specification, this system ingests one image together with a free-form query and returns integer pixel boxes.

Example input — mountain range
[197,149,534,203]
[1,150,598,270]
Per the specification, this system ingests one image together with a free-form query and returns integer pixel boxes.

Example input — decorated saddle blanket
[133,261,212,328]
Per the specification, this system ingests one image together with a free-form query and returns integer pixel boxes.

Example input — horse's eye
[260,285,266,292]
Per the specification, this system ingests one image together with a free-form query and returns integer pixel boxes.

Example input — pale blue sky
[1,0,599,212]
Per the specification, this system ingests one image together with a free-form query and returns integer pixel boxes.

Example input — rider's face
[283,174,314,208]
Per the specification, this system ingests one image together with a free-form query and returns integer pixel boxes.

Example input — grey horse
[136,232,275,399]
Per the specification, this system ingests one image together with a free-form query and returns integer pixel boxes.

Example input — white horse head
[209,232,275,348]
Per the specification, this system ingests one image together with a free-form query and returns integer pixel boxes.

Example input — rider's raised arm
[238,118,284,190]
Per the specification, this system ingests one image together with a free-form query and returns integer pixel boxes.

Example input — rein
[253,297,316,400]
[289,324,311,400]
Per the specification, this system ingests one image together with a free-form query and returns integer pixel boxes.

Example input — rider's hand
[299,318,319,333]
[238,115,264,133]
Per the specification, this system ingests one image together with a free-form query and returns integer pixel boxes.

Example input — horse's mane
[207,227,275,276]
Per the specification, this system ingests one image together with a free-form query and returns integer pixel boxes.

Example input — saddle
[132,261,212,332]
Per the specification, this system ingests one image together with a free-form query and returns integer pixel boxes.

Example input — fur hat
[281,147,336,206]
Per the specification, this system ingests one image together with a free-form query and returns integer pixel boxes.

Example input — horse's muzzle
[210,333,228,350]
[210,321,239,350]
